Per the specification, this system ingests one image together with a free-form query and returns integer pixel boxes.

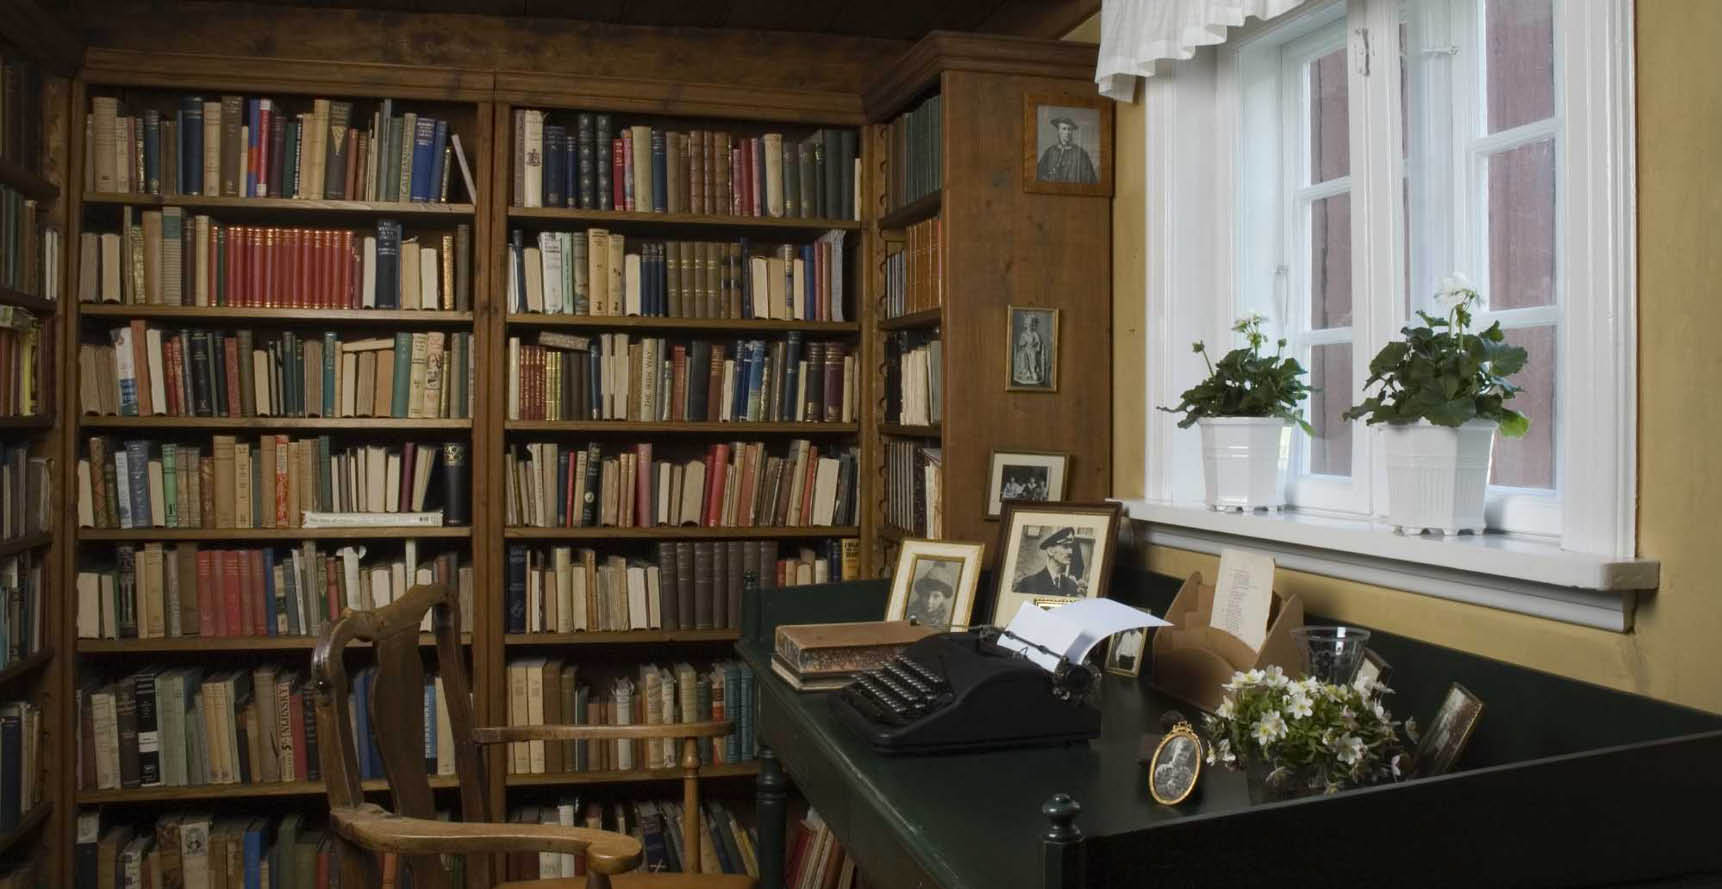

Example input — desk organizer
[1149,571,1305,712]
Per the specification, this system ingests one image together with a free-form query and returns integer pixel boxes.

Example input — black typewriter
[831,628,1101,754]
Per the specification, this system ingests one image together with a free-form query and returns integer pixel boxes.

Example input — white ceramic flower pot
[1380,420,1497,535]
[1198,418,1292,511]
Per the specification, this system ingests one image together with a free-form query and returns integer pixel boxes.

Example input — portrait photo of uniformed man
[1010,525,1093,600]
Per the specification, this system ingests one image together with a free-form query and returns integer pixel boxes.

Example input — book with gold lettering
[772,621,938,692]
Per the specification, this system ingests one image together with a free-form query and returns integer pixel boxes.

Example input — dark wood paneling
[863,31,1099,121]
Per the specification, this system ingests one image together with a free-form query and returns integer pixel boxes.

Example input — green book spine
[162,443,179,528]
[392,332,412,419]
[322,332,338,417]
[282,120,300,200]
[317,436,333,512]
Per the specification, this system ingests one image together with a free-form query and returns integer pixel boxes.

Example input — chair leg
[681,737,702,874]
[586,872,613,889]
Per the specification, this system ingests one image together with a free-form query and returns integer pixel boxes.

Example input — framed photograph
[1147,722,1203,805]
[1416,682,1485,777]
[1105,627,1147,678]
[990,501,1124,625]
[1006,306,1059,392]
[1352,648,1392,692]
[1023,92,1114,197]
[986,449,1070,518]
[885,539,986,632]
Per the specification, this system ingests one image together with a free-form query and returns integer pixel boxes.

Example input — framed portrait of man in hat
[886,539,986,632]
[1022,93,1114,197]
[990,502,1124,625]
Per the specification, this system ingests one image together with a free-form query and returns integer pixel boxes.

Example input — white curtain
[1096,0,1310,100]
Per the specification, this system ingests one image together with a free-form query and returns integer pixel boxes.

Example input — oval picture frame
[1148,723,1203,806]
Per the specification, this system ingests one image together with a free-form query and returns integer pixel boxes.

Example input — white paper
[1210,547,1275,652]
[999,599,1172,673]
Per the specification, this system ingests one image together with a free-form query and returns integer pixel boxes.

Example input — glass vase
[1244,760,1327,804]
[1292,625,1371,685]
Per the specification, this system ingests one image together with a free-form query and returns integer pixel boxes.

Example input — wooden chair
[312,582,758,889]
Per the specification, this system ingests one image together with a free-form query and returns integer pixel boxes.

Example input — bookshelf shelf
[878,524,917,543]
[78,633,471,654]
[0,533,53,557]
[878,423,941,438]
[77,775,461,805]
[504,526,858,541]
[505,629,740,646]
[877,308,942,331]
[79,527,470,541]
[0,158,58,203]
[507,206,860,233]
[78,304,476,326]
[0,650,54,691]
[0,415,52,430]
[81,416,474,432]
[877,190,941,231]
[504,761,760,788]
[0,287,56,315]
[505,421,858,435]
[506,314,859,334]
[0,802,53,858]
[81,193,476,220]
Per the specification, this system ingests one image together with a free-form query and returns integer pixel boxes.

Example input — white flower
[1252,711,1287,746]
[1370,700,1388,723]
[1335,734,1366,766]
[1207,737,1235,767]
[1215,697,1235,720]
[1285,693,1314,719]
[1232,311,1268,333]
[1436,273,1478,311]
[1243,668,1266,685]
[1264,665,1290,689]
[1295,677,1321,696]
[1390,754,1404,779]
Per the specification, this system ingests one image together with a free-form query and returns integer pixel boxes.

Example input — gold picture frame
[1005,305,1059,392]
[1148,721,1203,805]
[1022,91,1115,197]
[885,539,986,632]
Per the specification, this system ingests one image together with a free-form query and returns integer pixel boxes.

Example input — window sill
[1114,500,1656,632]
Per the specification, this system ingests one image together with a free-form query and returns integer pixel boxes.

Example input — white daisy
[1435,273,1478,311]
[1252,711,1287,746]
[1215,697,1235,720]
[1285,693,1314,719]
[1335,734,1366,766]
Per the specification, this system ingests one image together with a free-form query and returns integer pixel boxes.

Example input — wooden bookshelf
[503,526,858,541]
[0,286,56,314]
[879,423,941,438]
[0,157,59,202]
[0,649,55,691]
[0,415,52,430]
[0,802,53,857]
[504,761,760,788]
[877,189,940,231]
[78,775,461,805]
[82,416,474,432]
[505,314,859,334]
[81,192,476,219]
[0,533,52,558]
[878,307,942,331]
[79,304,475,326]
[505,629,740,646]
[79,526,471,541]
[79,633,471,653]
[507,205,859,232]
[505,420,858,435]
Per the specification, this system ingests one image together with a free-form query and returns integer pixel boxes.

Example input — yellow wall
[1086,4,1722,713]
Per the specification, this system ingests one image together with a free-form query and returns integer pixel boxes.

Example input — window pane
[1489,324,1555,489]
[1486,138,1555,310]
[1308,343,1353,477]
[1310,194,1352,328]
[1485,0,1554,133]
[1309,47,1350,182]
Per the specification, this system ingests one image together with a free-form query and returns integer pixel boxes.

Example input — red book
[251,225,266,309]
[161,337,181,416]
[621,129,635,211]
[256,102,270,197]
[671,345,687,421]
[342,231,357,309]
[736,444,758,527]
[311,229,327,309]
[275,434,290,527]
[704,443,731,527]
[634,443,653,527]
[563,452,577,528]
[739,139,753,216]
[222,550,244,637]
[293,228,306,309]
[399,442,416,512]
[281,228,296,309]
[246,548,266,636]
[287,685,309,779]
[799,444,820,526]
[197,550,218,636]
[223,337,242,418]
[325,555,342,623]
[611,138,626,210]
[232,226,248,307]
[260,227,275,308]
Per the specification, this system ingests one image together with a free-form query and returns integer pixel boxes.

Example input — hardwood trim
[77,775,462,805]
[505,629,740,646]
[82,49,496,102]
[78,304,475,326]
[503,526,858,540]
[0,157,59,203]
[506,314,860,334]
[493,70,864,125]
[878,308,943,331]
[80,416,473,432]
[0,533,52,558]
[0,801,53,858]
[863,31,1102,121]
[0,649,54,691]
[877,190,942,231]
[507,205,859,232]
[473,720,732,744]
[0,287,57,314]
[79,633,470,654]
[79,527,471,541]
[503,761,760,788]
[879,423,942,438]
[81,192,476,219]
[0,415,52,430]
[504,421,858,435]
[330,803,640,873]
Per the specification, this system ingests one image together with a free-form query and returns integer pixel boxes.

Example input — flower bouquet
[1204,666,1411,801]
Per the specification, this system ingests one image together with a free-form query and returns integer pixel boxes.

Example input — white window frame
[1129,0,1646,629]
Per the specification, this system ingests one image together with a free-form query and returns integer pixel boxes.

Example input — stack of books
[0,444,52,540]
[889,333,942,426]
[0,552,44,669]
[507,798,758,881]
[885,94,942,213]
[0,187,55,300]
[0,308,46,418]
[789,808,865,889]
[885,441,942,537]
[883,216,942,318]
[78,811,349,889]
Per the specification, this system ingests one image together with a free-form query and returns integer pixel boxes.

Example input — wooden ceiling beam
[976,0,1100,40]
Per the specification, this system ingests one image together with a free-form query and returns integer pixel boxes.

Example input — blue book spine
[746,341,766,421]
[243,824,263,889]
[125,440,152,527]
[511,229,527,312]
[322,332,338,417]
[183,96,204,195]
[424,682,436,772]
[730,340,748,421]
[782,332,803,422]
[588,349,601,419]
[564,135,577,209]
[143,110,161,195]
[506,546,526,634]
[555,453,569,527]
[543,125,566,208]
[594,114,613,211]
[375,219,402,309]
[262,548,278,636]
[738,238,753,318]
[802,244,816,319]
[0,711,19,830]
[651,129,668,213]
[112,449,133,529]
[410,117,437,202]
[173,109,184,192]
[430,118,449,202]
[283,551,301,636]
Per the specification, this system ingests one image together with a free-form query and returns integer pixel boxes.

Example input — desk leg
[1042,794,1085,889]
[757,746,788,889]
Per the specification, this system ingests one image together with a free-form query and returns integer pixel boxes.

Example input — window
[1139,0,1638,571]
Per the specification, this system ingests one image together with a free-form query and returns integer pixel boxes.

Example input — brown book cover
[222,337,241,418]
[115,680,141,788]
[725,541,747,630]
[219,96,243,197]
[88,437,113,528]
[774,621,938,679]
[692,542,715,630]
[706,344,725,423]
[199,457,215,530]
[542,659,564,774]
[759,540,778,590]
[176,542,201,635]
[657,542,680,631]
[211,436,236,529]
[674,541,696,630]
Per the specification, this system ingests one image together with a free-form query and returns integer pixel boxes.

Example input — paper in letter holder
[1150,571,1305,713]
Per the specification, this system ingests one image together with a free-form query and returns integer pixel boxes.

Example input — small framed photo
[986,449,1070,518]
[1352,648,1392,693]
[1416,682,1484,777]
[886,539,986,632]
[1147,723,1203,805]
[1105,627,1147,678]
[1023,92,1114,197]
[1006,305,1059,392]
[990,501,1124,625]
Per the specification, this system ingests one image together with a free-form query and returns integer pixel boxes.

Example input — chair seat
[497,872,757,889]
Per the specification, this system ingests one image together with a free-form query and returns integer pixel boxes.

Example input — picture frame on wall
[1022,92,1114,197]
[986,449,1071,518]
[885,539,986,632]
[990,501,1123,625]
[1006,305,1059,392]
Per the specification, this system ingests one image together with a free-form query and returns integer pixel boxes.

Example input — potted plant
[1205,666,1411,802]
[1161,313,1312,511]
[1343,276,1529,535]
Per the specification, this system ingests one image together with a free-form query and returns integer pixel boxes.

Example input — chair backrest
[313,583,489,889]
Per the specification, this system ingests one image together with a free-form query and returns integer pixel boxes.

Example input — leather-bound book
[442,442,469,525]
[657,542,681,631]
[772,621,938,692]
[725,541,747,629]
[758,540,778,590]
[710,541,727,630]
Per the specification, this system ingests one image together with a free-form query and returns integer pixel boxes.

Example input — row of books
[883,216,944,318]
[2,186,59,302]
[502,659,755,775]
[88,95,475,203]
[75,542,473,640]
[0,553,45,670]
[506,332,856,424]
[78,810,345,889]
[0,307,48,418]
[891,334,943,426]
[886,441,943,538]
[0,698,40,833]
[77,436,469,530]
[514,109,858,221]
[80,212,473,310]
[885,94,943,213]
[504,440,859,530]
[0,54,43,179]
[82,326,475,420]
[790,808,865,889]
[1,444,51,541]
[507,798,758,881]
[507,229,848,322]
